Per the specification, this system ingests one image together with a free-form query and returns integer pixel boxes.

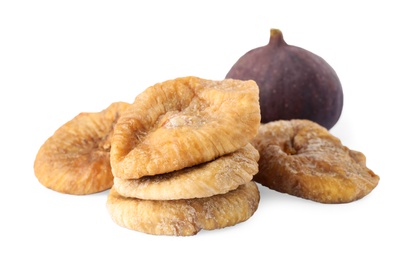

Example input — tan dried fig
[113,143,259,200]
[34,102,131,195]
[110,76,261,179]
[251,119,380,203]
[106,181,260,236]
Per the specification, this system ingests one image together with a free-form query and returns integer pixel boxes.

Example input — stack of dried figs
[106,76,262,236]
[35,76,264,236]
[34,29,380,236]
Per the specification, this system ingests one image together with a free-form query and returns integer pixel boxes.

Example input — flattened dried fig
[113,143,259,200]
[106,181,260,236]
[251,119,380,203]
[34,102,130,195]
[111,76,260,179]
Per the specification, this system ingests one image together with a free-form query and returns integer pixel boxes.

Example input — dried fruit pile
[34,76,263,236]
[34,29,380,236]
[106,76,262,236]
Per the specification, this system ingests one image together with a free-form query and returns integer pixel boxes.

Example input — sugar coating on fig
[225,29,343,130]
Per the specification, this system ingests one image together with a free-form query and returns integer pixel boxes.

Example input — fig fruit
[225,29,343,130]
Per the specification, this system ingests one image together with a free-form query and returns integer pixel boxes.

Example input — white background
[1,1,407,259]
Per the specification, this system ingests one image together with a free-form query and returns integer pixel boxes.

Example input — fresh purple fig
[225,29,343,130]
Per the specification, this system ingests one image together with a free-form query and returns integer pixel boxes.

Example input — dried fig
[106,181,260,236]
[34,102,130,195]
[251,119,380,203]
[113,143,259,200]
[110,76,261,179]
[226,29,343,130]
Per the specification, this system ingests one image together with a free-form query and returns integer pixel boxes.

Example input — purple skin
[225,29,343,130]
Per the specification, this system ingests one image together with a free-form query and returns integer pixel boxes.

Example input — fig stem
[268,29,286,47]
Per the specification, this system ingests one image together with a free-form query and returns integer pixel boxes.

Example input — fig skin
[225,29,343,130]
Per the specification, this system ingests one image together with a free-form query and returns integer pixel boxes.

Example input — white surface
[1,1,407,259]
